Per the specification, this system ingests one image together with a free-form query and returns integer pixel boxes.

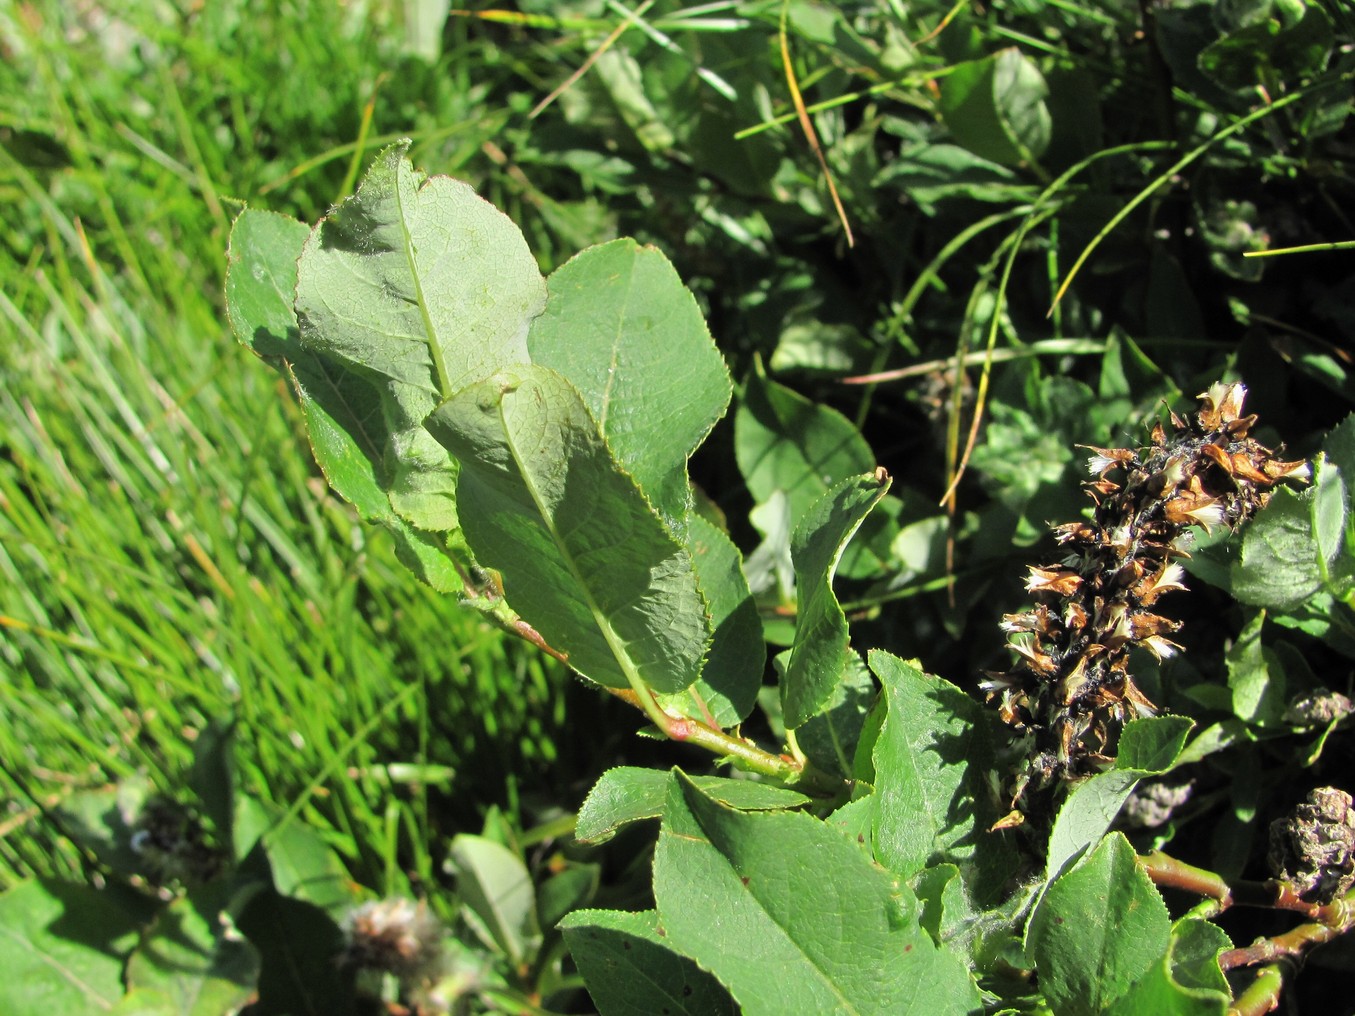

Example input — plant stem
[1139,850,1355,923]
[1227,965,1285,1016]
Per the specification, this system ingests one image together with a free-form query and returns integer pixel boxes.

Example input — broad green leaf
[528,238,731,525]
[226,206,463,590]
[426,365,711,693]
[868,651,1019,902]
[537,862,600,930]
[795,651,877,780]
[0,880,156,1016]
[658,515,763,726]
[653,772,982,1016]
[1042,716,1189,887]
[295,140,547,532]
[575,766,810,844]
[560,909,737,1016]
[234,796,355,918]
[1233,481,1337,608]
[1029,834,1172,1016]
[1105,918,1230,1016]
[782,472,890,728]
[125,885,260,1016]
[448,834,540,966]
[1115,715,1194,772]
[1227,610,1287,727]
[735,362,875,531]
[938,49,1051,167]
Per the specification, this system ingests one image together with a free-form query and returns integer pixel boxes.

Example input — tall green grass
[0,1,574,892]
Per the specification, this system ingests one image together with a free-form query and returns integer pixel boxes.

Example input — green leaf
[1029,833,1172,1016]
[938,49,1051,167]
[448,834,540,966]
[426,365,712,693]
[1044,769,1145,884]
[528,238,732,525]
[868,651,1019,902]
[226,206,463,591]
[189,716,235,854]
[1115,715,1194,772]
[537,862,600,931]
[735,362,875,531]
[295,140,547,532]
[795,651,877,780]
[1227,610,1288,727]
[1104,918,1231,1016]
[560,909,738,1016]
[234,889,356,1015]
[234,796,355,918]
[659,515,763,726]
[575,766,810,844]
[653,772,982,1015]
[125,884,260,1016]
[1233,475,1341,609]
[0,880,156,1016]
[782,472,890,728]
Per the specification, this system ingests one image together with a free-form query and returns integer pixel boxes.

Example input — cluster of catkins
[982,382,1308,810]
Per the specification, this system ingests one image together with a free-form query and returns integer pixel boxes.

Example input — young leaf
[1028,833,1172,1016]
[652,771,983,1015]
[1104,918,1231,1016]
[782,472,890,728]
[225,206,463,591]
[795,651,877,780]
[426,365,711,693]
[735,362,875,530]
[560,909,738,1016]
[867,651,1019,902]
[938,49,1052,168]
[1232,460,1345,609]
[528,239,732,525]
[659,515,763,726]
[1227,610,1288,727]
[294,140,547,532]
[234,797,356,918]
[448,834,541,967]
[575,766,810,844]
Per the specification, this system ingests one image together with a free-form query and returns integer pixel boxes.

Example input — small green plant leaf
[575,766,811,844]
[528,238,732,525]
[782,472,890,728]
[1233,466,1344,608]
[652,771,983,1015]
[426,365,712,693]
[1028,833,1172,1016]
[938,48,1052,168]
[735,362,875,531]
[1227,610,1288,727]
[795,651,877,780]
[868,651,1019,902]
[295,140,547,532]
[659,515,763,726]
[0,880,157,1016]
[1115,715,1195,772]
[560,909,738,1016]
[234,797,355,918]
[537,862,600,931]
[448,834,541,967]
[125,884,260,1015]
[225,206,463,590]
[233,889,354,1015]
[1103,917,1231,1016]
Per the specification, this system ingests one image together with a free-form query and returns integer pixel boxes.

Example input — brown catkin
[982,383,1309,811]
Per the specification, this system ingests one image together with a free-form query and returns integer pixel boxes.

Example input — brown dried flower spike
[982,382,1308,803]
